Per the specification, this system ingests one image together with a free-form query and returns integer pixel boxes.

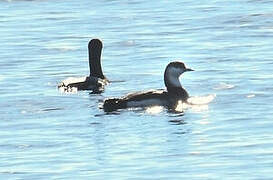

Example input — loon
[58,39,108,93]
[103,61,194,112]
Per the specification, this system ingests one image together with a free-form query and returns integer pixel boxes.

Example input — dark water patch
[248,0,273,4]
[94,112,121,117]
[41,107,63,112]
[89,122,101,125]
[169,119,187,125]
[1,171,28,175]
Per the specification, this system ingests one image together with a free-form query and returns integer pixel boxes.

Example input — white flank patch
[61,77,87,86]
[175,94,216,112]
[187,94,216,105]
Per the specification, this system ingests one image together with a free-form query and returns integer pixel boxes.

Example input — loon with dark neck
[88,39,104,79]
[103,61,194,112]
[58,39,108,93]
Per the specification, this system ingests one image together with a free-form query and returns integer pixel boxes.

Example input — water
[1,0,273,179]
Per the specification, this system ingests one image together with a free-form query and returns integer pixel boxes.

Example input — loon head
[88,39,105,79]
[164,61,194,88]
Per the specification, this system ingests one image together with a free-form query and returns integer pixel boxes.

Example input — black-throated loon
[58,39,108,93]
[103,61,194,112]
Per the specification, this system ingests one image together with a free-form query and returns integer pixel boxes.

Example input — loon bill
[58,39,109,93]
[103,61,194,112]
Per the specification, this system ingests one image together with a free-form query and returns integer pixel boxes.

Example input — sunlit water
[1,0,273,179]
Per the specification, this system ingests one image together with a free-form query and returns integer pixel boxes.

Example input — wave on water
[44,43,79,52]
[0,75,5,82]
[213,82,235,90]
[247,94,255,98]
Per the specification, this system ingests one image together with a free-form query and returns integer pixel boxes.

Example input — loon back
[103,90,169,112]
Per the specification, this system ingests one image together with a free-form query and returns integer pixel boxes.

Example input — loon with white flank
[58,39,108,93]
[103,61,194,112]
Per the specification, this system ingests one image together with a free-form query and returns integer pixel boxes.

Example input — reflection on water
[169,119,187,126]
[174,94,215,112]
[187,94,216,105]
[145,105,164,114]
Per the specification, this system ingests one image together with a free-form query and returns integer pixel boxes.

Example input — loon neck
[164,71,189,100]
[164,70,182,89]
[165,76,189,99]
[88,40,105,79]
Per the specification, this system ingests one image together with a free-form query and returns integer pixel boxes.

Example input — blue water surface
[1,0,273,179]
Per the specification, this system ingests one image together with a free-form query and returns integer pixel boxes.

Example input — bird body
[103,61,193,112]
